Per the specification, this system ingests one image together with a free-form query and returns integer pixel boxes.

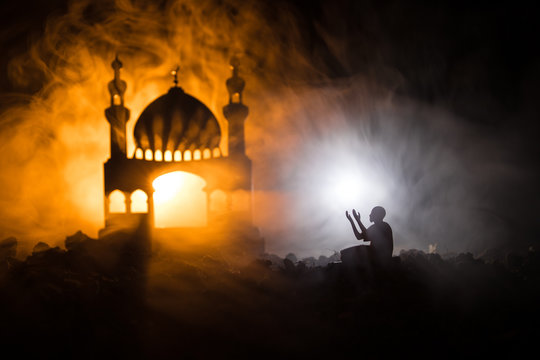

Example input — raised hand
[352,209,361,222]
[345,210,353,222]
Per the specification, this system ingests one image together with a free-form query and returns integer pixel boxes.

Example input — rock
[33,242,51,254]
[340,245,370,268]
[285,253,298,263]
[317,255,329,267]
[0,237,17,260]
[65,230,93,251]
[302,256,317,267]
[283,258,295,272]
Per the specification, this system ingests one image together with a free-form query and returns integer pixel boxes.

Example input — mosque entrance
[152,171,207,228]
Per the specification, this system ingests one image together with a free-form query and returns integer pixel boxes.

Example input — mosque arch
[203,148,211,159]
[155,149,163,161]
[109,190,126,213]
[130,189,148,213]
[145,149,153,161]
[164,150,173,162]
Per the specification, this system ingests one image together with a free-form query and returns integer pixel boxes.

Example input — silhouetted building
[100,56,263,256]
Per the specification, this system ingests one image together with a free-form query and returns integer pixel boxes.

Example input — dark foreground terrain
[1,232,539,359]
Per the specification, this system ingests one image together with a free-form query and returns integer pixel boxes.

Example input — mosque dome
[133,87,221,152]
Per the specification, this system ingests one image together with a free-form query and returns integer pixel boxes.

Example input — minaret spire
[105,54,130,158]
[108,54,127,106]
[226,56,245,104]
[223,56,248,156]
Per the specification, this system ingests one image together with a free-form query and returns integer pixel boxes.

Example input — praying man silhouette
[346,206,394,266]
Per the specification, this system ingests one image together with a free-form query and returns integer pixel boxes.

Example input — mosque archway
[109,190,126,213]
[130,189,148,213]
[152,171,207,228]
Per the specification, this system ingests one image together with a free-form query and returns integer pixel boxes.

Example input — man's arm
[353,209,369,242]
[346,210,365,241]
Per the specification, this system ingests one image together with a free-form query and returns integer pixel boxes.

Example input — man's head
[369,206,386,223]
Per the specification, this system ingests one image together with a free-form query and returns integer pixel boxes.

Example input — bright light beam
[153,172,185,204]
[281,132,395,256]
[330,173,363,206]
[152,171,207,227]
[318,165,388,211]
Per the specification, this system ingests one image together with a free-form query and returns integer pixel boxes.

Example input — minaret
[105,55,130,158]
[223,57,248,156]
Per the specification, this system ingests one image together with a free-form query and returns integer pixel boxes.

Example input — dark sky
[297,0,539,129]
[2,0,539,124]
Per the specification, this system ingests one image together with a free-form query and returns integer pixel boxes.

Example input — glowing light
[152,171,207,227]
[213,147,221,158]
[145,149,153,161]
[164,150,172,162]
[332,175,362,206]
[203,148,211,159]
[322,168,387,209]
[155,150,163,161]
[193,149,201,160]
[135,148,144,159]
[183,150,192,161]
[153,173,183,203]
[296,138,391,218]
[174,150,182,161]
[113,94,121,106]
[130,189,148,213]
[209,189,227,212]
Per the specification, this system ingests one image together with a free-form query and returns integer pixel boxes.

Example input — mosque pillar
[148,190,155,229]
[124,191,132,214]
[104,193,110,219]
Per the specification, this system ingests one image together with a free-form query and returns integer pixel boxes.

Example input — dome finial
[112,53,123,72]
[230,56,240,70]
[171,66,180,88]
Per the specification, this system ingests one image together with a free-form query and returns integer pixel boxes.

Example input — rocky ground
[1,232,539,359]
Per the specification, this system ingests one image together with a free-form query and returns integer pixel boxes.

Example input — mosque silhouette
[100,56,264,256]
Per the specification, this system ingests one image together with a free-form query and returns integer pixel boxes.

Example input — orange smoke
[0,0,399,257]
